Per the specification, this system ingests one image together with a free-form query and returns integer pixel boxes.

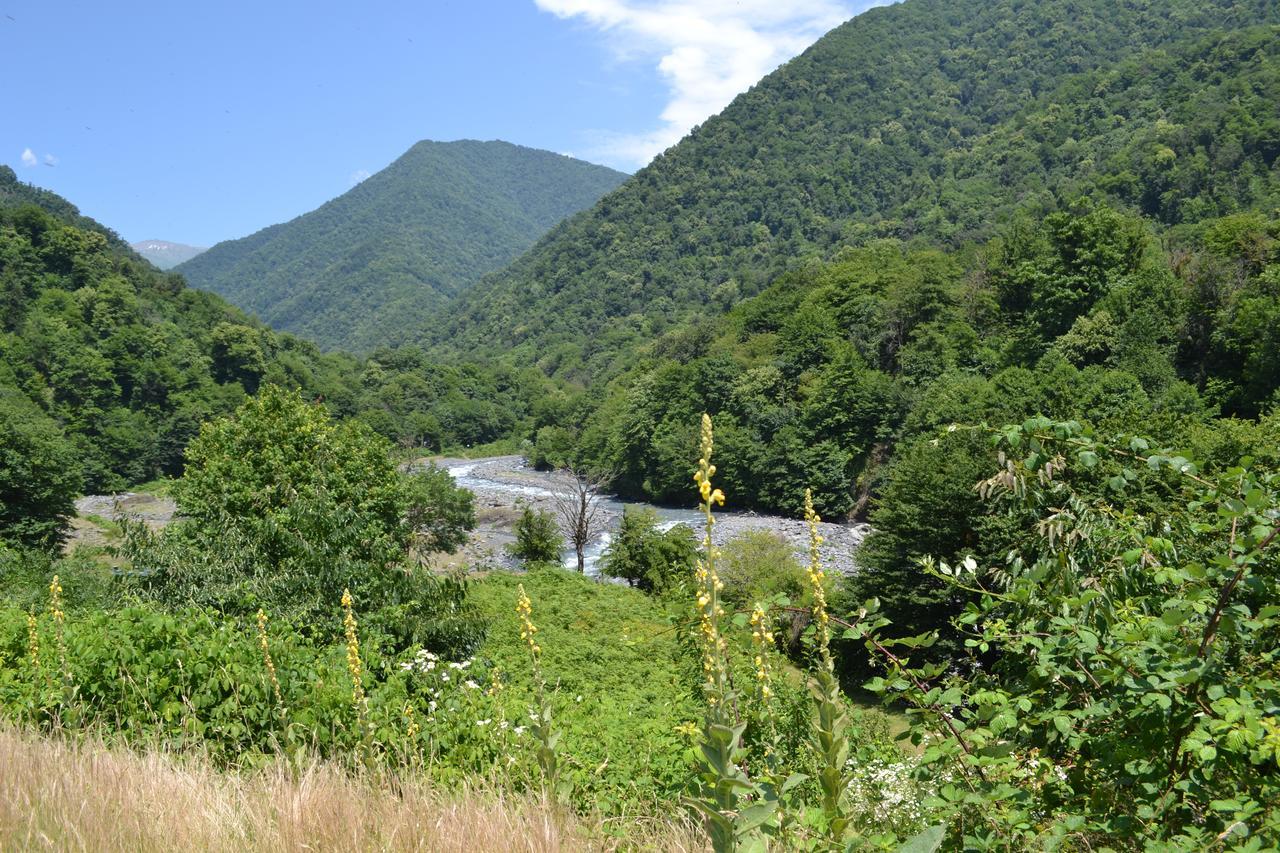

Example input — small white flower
[499,720,509,730]
[514,726,527,736]
[463,679,480,690]
[475,719,491,726]
[575,695,582,703]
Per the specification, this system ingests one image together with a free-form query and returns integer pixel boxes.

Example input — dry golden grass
[0,727,703,852]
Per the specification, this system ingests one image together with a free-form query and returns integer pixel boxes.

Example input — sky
[2,0,889,247]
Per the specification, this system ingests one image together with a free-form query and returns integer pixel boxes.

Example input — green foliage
[433,8,1280,380]
[0,191,364,492]
[177,141,627,352]
[127,386,480,652]
[716,530,806,610]
[851,420,1280,848]
[0,389,80,550]
[403,462,475,554]
[600,508,696,592]
[508,506,563,565]
[469,568,705,813]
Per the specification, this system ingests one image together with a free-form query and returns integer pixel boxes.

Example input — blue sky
[3,0,886,246]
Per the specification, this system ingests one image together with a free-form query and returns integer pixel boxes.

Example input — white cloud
[43,153,57,166]
[349,169,371,186]
[20,147,37,167]
[535,0,892,168]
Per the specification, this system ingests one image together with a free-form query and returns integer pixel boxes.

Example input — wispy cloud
[349,169,371,186]
[20,147,37,167]
[43,153,58,166]
[535,0,892,168]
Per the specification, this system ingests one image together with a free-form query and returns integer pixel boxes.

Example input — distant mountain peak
[130,240,207,270]
[176,141,627,352]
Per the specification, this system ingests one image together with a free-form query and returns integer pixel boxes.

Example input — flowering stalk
[516,583,559,794]
[805,489,851,841]
[26,609,40,672]
[341,588,373,765]
[749,603,775,708]
[255,609,286,722]
[693,414,729,710]
[404,701,420,742]
[687,414,774,852]
[49,575,74,711]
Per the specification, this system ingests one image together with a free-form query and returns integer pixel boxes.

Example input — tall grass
[0,726,704,852]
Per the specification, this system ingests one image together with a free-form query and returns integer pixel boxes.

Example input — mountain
[431,0,1280,381]
[176,140,628,352]
[131,239,206,269]
[0,166,363,492]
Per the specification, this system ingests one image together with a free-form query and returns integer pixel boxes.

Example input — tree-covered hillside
[0,169,580,498]
[0,174,367,493]
[433,2,1280,380]
[176,140,627,352]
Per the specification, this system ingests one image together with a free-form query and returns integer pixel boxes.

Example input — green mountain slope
[434,0,1280,380]
[176,140,627,352]
[0,168,363,492]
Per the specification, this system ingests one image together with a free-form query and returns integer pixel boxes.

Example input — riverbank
[423,455,869,577]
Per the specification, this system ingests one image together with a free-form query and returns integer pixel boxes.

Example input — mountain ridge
[176,139,628,352]
[427,0,1280,380]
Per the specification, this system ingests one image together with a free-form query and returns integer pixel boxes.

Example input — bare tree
[550,464,612,573]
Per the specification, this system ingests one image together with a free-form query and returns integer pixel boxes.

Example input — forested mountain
[176,140,627,352]
[434,1,1280,380]
[130,240,206,269]
[0,169,575,496]
[0,169,366,492]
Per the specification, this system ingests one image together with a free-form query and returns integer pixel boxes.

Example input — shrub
[403,463,475,554]
[716,529,807,608]
[125,385,481,649]
[600,508,696,592]
[0,390,81,551]
[508,506,563,565]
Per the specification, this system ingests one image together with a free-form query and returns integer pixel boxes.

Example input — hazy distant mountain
[175,140,628,352]
[131,240,207,269]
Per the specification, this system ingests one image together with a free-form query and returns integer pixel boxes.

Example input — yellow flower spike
[256,608,285,713]
[803,489,833,671]
[26,610,39,671]
[340,588,366,713]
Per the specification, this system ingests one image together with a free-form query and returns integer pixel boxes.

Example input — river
[436,456,869,578]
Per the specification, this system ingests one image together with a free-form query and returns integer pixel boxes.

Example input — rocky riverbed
[420,455,869,577]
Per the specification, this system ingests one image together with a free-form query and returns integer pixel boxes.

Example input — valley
[3,0,1280,848]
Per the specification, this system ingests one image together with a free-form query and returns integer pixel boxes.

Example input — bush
[601,508,696,592]
[126,385,480,647]
[403,463,475,554]
[0,547,120,614]
[507,506,563,565]
[0,390,81,551]
[714,529,807,609]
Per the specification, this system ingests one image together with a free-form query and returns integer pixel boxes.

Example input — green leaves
[858,424,1280,846]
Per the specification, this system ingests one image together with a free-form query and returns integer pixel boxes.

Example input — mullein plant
[687,414,777,852]
[49,575,75,716]
[255,609,289,735]
[341,588,374,766]
[747,601,806,848]
[804,490,852,842]
[516,583,559,796]
[26,609,40,673]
